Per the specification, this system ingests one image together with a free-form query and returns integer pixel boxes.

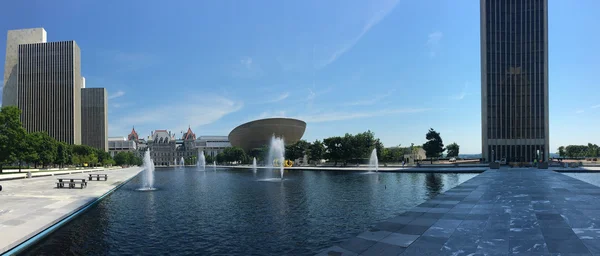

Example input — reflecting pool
[23,168,477,255]
[564,172,600,188]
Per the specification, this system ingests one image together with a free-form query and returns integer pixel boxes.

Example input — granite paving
[0,167,142,254]
[316,168,600,256]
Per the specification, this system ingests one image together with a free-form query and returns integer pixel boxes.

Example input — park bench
[88,173,108,181]
[56,178,87,189]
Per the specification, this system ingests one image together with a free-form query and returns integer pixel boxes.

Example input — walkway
[317,168,600,255]
[0,167,123,181]
[0,167,143,254]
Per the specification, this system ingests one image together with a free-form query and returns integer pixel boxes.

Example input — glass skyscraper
[480,0,549,162]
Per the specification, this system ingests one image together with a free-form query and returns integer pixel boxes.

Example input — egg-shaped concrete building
[228,118,306,151]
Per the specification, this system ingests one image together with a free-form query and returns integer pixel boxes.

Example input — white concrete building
[3,28,47,107]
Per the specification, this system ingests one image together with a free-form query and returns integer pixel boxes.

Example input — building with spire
[128,127,139,142]
[110,126,230,166]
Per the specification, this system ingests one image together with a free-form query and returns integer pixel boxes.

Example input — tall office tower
[2,28,47,106]
[81,88,108,151]
[481,0,549,162]
[18,41,82,145]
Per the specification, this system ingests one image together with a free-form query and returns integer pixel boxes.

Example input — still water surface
[23,168,476,255]
[564,173,600,188]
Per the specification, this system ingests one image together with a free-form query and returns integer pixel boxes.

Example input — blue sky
[0,0,599,154]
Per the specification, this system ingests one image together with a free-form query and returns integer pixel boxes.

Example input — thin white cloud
[111,52,157,71]
[343,90,395,106]
[450,83,470,100]
[260,92,290,104]
[293,108,430,123]
[108,90,125,100]
[320,0,400,68]
[233,56,263,78]
[109,95,243,137]
[576,109,585,114]
[258,111,287,119]
[307,88,317,101]
[452,92,467,100]
[591,104,600,109]
[110,102,132,109]
[304,87,333,109]
[427,31,443,58]
[241,57,253,69]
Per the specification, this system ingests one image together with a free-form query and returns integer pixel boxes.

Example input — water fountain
[174,158,178,166]
[180,157,185,166]
[138,150,155,191]
[369,148,379,172]
[252,157,257,173]
[197,150,206,171]
[267,135,285,180]
[213,161,216,170]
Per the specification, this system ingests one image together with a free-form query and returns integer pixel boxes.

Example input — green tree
[382,146,404,163]
[86,152,99,167]
[285,140,309,161]
[72,155,82,166]
[558,146,566,157]
[19,132,37,169]
[55,142,71,168]
[587,143,599,158]
[249,148,264,161]
[72,145,99,167]
[114,152,129,166]
[308,140,325,165]
[126,152,142,166]
[223,147,246,164]
[29,132,57,168]
[205,154,214,164]
[355,131,376,159]
[323,136,344,166]
[93,148,114,167]
[565,145,588,158]
[423,128,445,162]
[446,142,460,157]
[341,133,357,165]
[133,154,143,166]
[0,106,27,173]
[216,152,225,164]
[374,139,384,162]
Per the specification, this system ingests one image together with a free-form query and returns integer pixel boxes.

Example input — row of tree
[113,151,144,166]
[557,144,600,158]
[241,129,459,166]
[181,128,459,166]
[0,106,123,172]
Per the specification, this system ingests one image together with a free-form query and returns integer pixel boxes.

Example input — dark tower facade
[17,41,82,145]
[481,0,549,162]
[82,88,108,151]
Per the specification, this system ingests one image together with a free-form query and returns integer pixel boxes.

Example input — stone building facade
[126,127,231,166]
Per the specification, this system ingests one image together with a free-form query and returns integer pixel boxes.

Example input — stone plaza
[0,167,142,254]
[317,168,600,255]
